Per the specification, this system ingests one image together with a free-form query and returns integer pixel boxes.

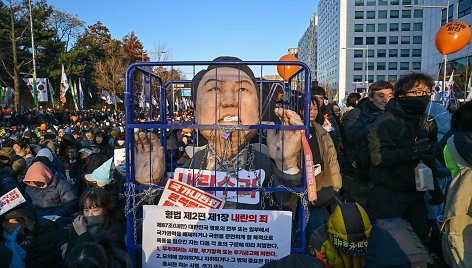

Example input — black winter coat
[367,99,438,191]
[343,99,383,179]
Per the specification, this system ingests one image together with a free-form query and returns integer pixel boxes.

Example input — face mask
[397,96,430,115]
[117,140,125,146]
[84,214,105,226]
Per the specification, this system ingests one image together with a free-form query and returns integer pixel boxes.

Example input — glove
[412,138,435,160]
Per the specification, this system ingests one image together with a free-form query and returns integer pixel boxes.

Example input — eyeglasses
[405,90,431,96]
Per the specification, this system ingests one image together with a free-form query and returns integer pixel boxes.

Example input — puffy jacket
[343,99,383,179]
[0,147,27,181]
[441,132,472,267]
[0,165,18,196]
[367,99,438,191]
[25,171,78,217]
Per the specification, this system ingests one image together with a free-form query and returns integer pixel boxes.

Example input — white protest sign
[142,206,292,268]
[173,168,266,204]
[0,188,26,215]
[158,179,225,209]
[114,148,126,176]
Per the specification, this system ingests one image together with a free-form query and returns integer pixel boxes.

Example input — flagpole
[443,55,447,106]
[28,0,38,109]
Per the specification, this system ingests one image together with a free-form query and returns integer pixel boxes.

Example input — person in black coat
[366,73,442,245]
[342,81,393,207]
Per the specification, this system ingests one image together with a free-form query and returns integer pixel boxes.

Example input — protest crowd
[0,59,471,268]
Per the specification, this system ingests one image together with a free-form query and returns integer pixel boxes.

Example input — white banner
[114,148,126,176]
[0,188,26,216]
[142,206,292,268]
[60,64,69,103]
[173,168,266,204]
[23,78,48,102]
[158,179,225,209]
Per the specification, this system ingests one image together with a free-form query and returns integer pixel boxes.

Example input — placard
[173,168,265,204]
[0,188,26,215]
[142,206,292,268]
[158,179,225,209]
[114,148,126,176]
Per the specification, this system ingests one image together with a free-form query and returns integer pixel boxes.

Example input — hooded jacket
[93,131,114,158]
[24,162,78,217]
[441,132,472,267]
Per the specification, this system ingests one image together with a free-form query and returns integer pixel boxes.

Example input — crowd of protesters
[0,71,471,268]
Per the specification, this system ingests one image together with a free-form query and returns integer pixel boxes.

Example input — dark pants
[367,184,429,246]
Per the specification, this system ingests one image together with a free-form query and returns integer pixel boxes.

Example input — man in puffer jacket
[23,161,78,218]
[0,147,27,182]
[441,101,472,267]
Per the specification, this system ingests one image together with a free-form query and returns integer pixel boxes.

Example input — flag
[79,79,84,109]
[23,78,46,104]
[443,71,454,103]
[466,72,472,102]
[48,79,55,107]
[60,65,69,103]
[101,89,112,104]
[87,87,92,99]
[70,79,78,110]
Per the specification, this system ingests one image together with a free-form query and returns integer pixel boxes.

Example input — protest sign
[158,179,225,209]
[142,206,292,268]
[114,148,126,176]
[173,168,265,204]
[0,188,26,215]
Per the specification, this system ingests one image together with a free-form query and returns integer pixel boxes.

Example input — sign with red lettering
[142,206,292,268]
[158,179,225,209]
[173,168,265,204]
[0,188,26,216]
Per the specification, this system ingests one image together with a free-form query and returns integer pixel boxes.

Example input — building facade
[298,12,318,83]
[317,0,424,101]
[421,0,472,100]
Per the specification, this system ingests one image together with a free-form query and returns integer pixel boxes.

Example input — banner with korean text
[142,206,292,268]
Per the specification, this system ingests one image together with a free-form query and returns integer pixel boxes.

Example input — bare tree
[46,10,84,52]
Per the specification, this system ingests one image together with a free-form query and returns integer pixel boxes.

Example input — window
[379,0,388,5]
[391,0,399,5]
[378,61,386,70]
[459,0,472,18]
[377,49,386,57]
[413,35,422,44]
[412,62,421,70]
[390,23,399,31]
[401,36,410,44]
[368,49,374,58]
[367,0,376,6]
[366,37,375,45]
[389,36,398,44]
[378,23,387,32]
[378,36,386,44]
[390,10,399,18]
[355,37,363,45]
[377,75,386,81]
[442,5,454,24]
[401,49,410,57]
[354,50,363,58]
[412,49,421,57]
[402,10,411,18]
[389,49,398,57]
[354,75,363,82]
[389,62,398,70]
[388,75,397,82]
[414,0,424,4]
[355,11,364,19]
[402,23,411,31]
[354,63,363,70]
[366,24,375,32]
[414,9,423,18]
[403,0,412,4]
[413,23,422,31]
[400,62,409,70]
[355,24,364,32]
[367,11,376,19]
[368,75,374,83]
[368,62,374,70]
[378,10,388,18]
[355,0,364,6]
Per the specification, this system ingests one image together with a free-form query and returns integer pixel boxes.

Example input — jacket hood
[24,161,54,186]
[454,131,472,166]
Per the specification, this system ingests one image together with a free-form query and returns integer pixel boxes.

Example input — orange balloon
[40,123,47,131]
[435,21,471,55]
[277,54,300,81]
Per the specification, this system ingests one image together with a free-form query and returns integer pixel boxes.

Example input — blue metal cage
[124,60,312,266]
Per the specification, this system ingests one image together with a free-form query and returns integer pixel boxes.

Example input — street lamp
[404,1,450,97]
[342,45,370,89]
